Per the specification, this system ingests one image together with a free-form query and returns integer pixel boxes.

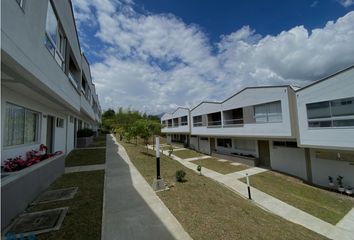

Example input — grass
[240,171,354,224]
[190,158,249,174]
[65,149,105,167]
[172,149,203,159]
[27,170,104,240]
[160,145,181,151]
[119,138,327,240]
[88,134,106,147]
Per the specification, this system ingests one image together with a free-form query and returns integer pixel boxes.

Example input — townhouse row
[161,65,354,188]
[1,0,101,163]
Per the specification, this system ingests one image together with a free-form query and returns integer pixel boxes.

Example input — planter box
[1,154,65,229]
[76,136,94,148]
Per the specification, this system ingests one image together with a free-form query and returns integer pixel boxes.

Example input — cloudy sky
[72,0,354,114]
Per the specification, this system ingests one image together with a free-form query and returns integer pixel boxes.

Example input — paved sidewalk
[65,164,105,173]
[154,147,354,240]
[183,155,210,162]
[102,135,192,240]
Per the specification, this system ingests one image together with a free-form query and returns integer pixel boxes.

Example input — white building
[161,107,191,146]
[296,65,354,187]
[161,65,354,187]
[1,0,101,163]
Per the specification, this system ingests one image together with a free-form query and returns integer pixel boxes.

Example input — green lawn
[65,149,106,167]
[27,171,104,240]
[160,145,181,151]
[89,134,107,147]
[119,139,327,240]
[240,171,354,224]
[172,149,203,159]
[191,158,249,174]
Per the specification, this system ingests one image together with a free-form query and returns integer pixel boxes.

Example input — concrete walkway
[183,155,210,162]
[153,147,354,240]
[102,135,192,240]
[65,164,105,173]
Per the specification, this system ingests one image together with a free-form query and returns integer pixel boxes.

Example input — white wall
[66,115,75,152]
[161,108,190,134]
[191,87,294,138]
[310,149,354,188]
[296,67,354,150]
[269,142,307,180]
[190,136,198,150]
[1,86,69,163]
[166,135,172,144]
[199,137,210,155]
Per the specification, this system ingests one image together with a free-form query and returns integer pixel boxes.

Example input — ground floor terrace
[185,135,354,189]
[1,84,100,164]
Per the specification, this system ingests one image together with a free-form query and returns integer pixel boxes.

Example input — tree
[135,120,151,152]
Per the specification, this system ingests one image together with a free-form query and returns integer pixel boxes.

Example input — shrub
[77,128,94,138]
[176,170,186,182]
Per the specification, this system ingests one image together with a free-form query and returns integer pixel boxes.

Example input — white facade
[161,107,190,134]
[296,66,354,150]
[1,0,101,164]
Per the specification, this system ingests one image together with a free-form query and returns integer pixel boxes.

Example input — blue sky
[73,0,354,114]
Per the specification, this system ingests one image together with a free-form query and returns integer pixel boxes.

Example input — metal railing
[207,120,222,127]
[223,118,243,126]
[181,121,188,126]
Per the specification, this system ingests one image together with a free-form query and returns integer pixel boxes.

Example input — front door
[258,140,270,167]
[46,116,55,153]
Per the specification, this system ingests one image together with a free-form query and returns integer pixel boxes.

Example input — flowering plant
[3,145,63,172]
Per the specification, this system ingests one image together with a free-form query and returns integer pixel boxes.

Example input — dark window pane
[307,101,331,119]
[331,97,354,117]
[333,119,354,127]
[308,120,332,128]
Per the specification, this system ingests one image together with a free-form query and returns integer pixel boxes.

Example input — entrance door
[258,140,270,167]
[210,138,215,155]
[46,116,55,153]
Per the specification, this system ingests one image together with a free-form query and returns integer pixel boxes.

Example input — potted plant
[337,176,345,193]
[345,186,353,196]
[328,176,335,188]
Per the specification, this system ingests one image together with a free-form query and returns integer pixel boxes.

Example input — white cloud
[72,0,354,114]
[337,0,354,7]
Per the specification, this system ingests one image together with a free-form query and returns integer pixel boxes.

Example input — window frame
[254,101,282,123]
[306,97,354,129]
[4,103,40,148]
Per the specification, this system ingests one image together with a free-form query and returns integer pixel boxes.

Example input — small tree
[135,120,151,152]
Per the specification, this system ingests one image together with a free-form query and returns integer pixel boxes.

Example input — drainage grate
[3,207,68,237]
[33,187,78,204]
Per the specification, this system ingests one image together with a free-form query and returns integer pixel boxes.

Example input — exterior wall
[214,138,258,158]
[191,87,295,138]
[310,149,354,188]
[199,137,210,155]
[161,108,190,134]
[190,136,198,150]
[296,67,354,150]
[269,142,307,180]
[1,0,81,111]
[1,87,69,163]
[166,135,172,144]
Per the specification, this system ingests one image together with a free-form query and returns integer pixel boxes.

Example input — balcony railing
[173,123,180,127]
[193,122,203,127]
[223,118,243,126]
[207,120,222,127]
[181,121,188,126]
[167,125,173,128]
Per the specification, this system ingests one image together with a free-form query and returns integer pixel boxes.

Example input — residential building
[161,107,191,146]
[1,0,101,163]
[295,65,354,187]
[161,65,354,188]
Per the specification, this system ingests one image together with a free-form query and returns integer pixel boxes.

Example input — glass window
[45,1,58,44]
[193,115,203,126]
[307,101,331,119]
[56,118,64,128]
[331,97,354,117]
[254,101,282,123]
[217,138,232,148]
[4,103,39,146]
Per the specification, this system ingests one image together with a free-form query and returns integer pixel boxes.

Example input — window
[200,137,208,141]
[4,103,39,146]
[254,101,282,123]
[70,116,74,123]
[217,138,232,148]
[56,118,64,128]
[273,141,298,148]
[45,1,65,69]
[181,116,188,126]
[306,97,354,128]
[193,115,203,127]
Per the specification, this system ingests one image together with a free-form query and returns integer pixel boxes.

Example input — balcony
[207,112,222,128]
[223,108,243,127]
